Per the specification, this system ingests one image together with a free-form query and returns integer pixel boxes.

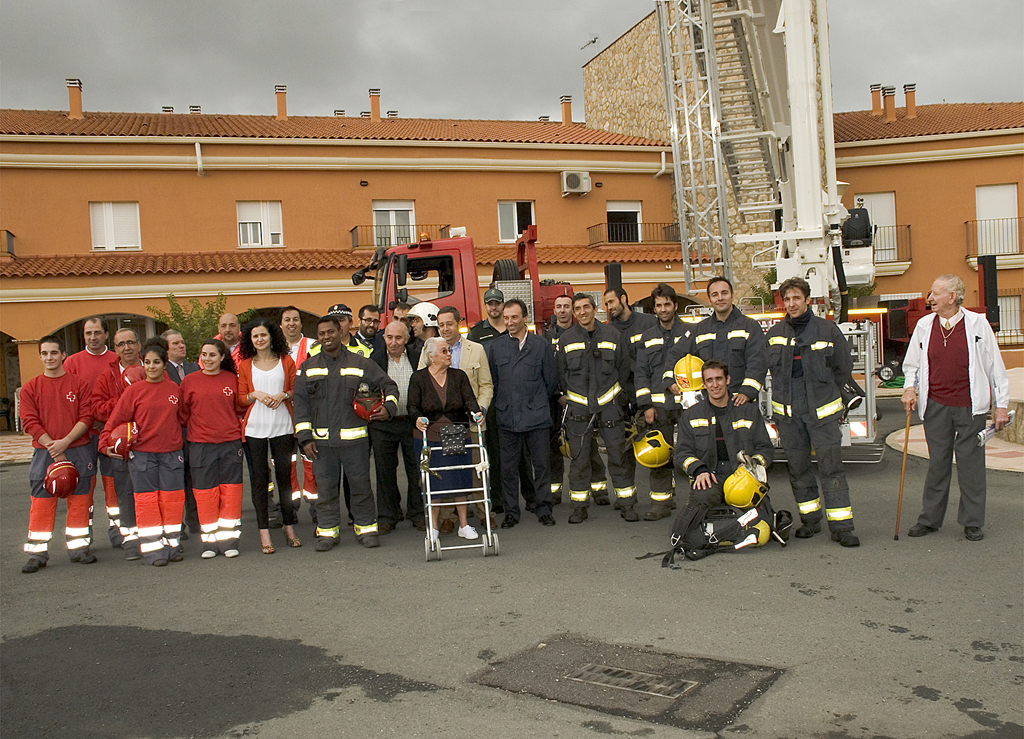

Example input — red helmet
[352,383,385,421]
[44,460,79,499]
[109,422,138,460]
[123,365,146,385]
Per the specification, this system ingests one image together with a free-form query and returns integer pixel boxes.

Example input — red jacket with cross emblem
[177,370,244,444]
[18,372,94,450]
[99,376,182,454]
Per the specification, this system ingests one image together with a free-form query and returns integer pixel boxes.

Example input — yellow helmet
[673,355,704,391]
[633,429,673,468]
[723,465,768,509]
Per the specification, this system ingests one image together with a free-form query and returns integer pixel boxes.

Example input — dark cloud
[1,0,1021,120]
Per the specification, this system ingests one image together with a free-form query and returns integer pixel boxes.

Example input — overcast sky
[1,0,1021,122]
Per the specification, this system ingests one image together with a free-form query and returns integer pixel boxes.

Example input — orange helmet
[109,422,138,460]
[44,460,79,499]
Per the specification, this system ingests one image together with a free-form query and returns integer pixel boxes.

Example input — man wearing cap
[468,288,508,347]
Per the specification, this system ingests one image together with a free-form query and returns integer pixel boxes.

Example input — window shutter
[111,202,140,249]
[237,201,262,223]
[498,202,514,242]
[90,202,107,249]
[266,201,283,245]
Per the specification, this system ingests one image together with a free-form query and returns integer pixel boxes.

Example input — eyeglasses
[362,318,380,325]
[115,340,139,348]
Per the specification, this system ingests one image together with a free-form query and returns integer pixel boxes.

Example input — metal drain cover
[474,634,782,732]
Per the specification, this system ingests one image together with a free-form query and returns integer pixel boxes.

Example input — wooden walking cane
[894,409,912,541]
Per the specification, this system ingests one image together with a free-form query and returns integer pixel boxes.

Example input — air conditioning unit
[561,171,591,196]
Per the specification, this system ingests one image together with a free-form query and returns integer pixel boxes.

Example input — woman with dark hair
[99,336,186,566]
[179,339,244,559]
[237,319,299,553]
[409,336,483,544]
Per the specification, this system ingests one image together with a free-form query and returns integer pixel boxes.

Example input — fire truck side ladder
[656,0,780,294]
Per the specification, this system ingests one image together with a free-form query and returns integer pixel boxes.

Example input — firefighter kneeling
[664,360,791,564]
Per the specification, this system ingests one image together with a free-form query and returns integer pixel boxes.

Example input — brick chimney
[66,78,83,120]
[275,85,287,120]
[369,88,381,122]
[882,86,896,123]
[869,84,882,116]
[560,95,572,125]
[903,83,917,119]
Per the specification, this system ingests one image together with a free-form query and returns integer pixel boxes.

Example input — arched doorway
[1,331,20,430]
[49,313,169,356]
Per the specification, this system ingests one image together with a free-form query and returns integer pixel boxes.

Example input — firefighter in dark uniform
[547,294,607,505]
[676,360,774,507]
[634,283,694,520]
[294,316,399,550]
[765,277,859,547]
[665,276,767,406]
[556,293,637,523]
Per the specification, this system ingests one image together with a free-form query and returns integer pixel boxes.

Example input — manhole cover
[473,634,782,732]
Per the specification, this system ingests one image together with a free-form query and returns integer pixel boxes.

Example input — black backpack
[662,496,793,568]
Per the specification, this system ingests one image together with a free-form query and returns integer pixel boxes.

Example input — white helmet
[406,301,439,328]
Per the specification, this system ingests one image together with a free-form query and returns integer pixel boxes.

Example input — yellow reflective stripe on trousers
[826,506,853,521]
[65,526,90,536]
[598,341,618,351]
[570,490,590,502]
[24,543,48,553]
[66,537,91,549]
[768,336,791,346]
[650,491,672,501]
[338,427,368,440]
[354,522,378,535]
[338,367,365,377]
[563,342,585,353]
[591,481,607,491]
[695,333,715,344]
[27,530,52,541]
[305,367,329,377]
[597,383,621,405]
[566,391,588,406]
[550,483,562,494]
[732,419,753,430]
[742,377,762,391]
[317,526,340,538]
[614,486,636,498]
[798,498,821,514]
[816,398,844,419]
[727,330,749,340]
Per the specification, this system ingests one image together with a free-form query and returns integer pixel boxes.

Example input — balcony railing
[996,287,1023,346]
[588,222,680,247]
[350,224,451,251]
[966,217,1022,257]
[872,224,912,263]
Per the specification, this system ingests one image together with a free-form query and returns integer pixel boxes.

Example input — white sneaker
[201,550,216,559]
[429,529,440,544]
[224,549,240,558]
[458,525,479,540]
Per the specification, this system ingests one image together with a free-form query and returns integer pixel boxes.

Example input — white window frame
[372,200,416,247]
[996,294,1021,343]
[89,201,141,251]
[854,191,897,262]
[497,201,535,243]
[975,184,1019,255]
[605,200,643,243]
[236,201,283,248]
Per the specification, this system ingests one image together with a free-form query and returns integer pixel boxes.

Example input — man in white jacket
[901,274,1009,541]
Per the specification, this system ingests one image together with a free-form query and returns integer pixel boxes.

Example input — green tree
[146,293,254,361]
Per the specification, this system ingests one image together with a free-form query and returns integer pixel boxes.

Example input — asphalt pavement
[1,397,1021,739]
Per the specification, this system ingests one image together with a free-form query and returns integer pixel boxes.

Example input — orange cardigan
[236,354,297,433]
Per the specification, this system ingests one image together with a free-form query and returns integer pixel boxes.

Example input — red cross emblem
[169,395,178,405]
[222,386,233,397]
[66,391,77,402]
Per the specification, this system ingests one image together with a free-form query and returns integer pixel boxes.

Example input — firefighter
[293,315,399,550]
[765,277,859,547]
[634,283,694,519]
[665,276,767,405]
[556,293,637,523]
[546,294,607,506]
[675,360,773,507]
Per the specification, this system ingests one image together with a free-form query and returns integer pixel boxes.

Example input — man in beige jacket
[420,306,494,533]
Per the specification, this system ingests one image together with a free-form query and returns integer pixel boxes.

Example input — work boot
[315,538,336,552]
[620,505,639,522]
[21,559,45,574]
[795,521,821,539]
[72,553,98,565]
[568,509,589,524]
[552,495,562,506]
[643,505,672,521]
[594,494,611,506]
[831,530,860,547]
[359,534,380,548]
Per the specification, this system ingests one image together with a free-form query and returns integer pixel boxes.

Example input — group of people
[18,271,1010,573]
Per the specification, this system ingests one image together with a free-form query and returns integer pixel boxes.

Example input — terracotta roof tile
[1,244,685,279]
[0,109,666,147]
[834,102,1024,143]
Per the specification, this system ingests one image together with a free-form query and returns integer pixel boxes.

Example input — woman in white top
[237,319,300,554]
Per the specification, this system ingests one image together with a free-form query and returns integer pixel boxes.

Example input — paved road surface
[1,398,1021,739]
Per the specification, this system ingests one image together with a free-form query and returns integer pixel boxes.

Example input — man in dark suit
[488,299,558,529]
[163,330,201,536]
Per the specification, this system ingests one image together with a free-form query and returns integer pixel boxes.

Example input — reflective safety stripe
[644,337,664,348]
[614,486,636,499]
[567,391,588,406]
[598,341,618,351]
[139,541,164,553]
[769,336,791,346]
[137,526,163,537]
[338,427,368,440]
[742,378,763,391]
[597,383,621,405]
[24,542,48,553]
[66,537,90,549]
[316,525,340,538]
[106,506,120,515]
[727,330,750,340]
[771,401,792,416]
[826,506,854,521]
[816,399,844,419]
[591,481,607,491]
[695,333,715,344]
[27,530,52,541]
[798,498,821,514]
[689,418,710,428]
[636,387,651,398]
[732,419,753,430]
[303,491,317,500]
[313,428,330,440]
[295,422,312,432]
[629,335,641,344]
[550,483,562,494]
[291,490,302,501]
[201,523,218,533]
[650,491,673,501]
[385,394,398,405]
[215,531,236,541]
[570,490,590,502]
[305,367,329,377]
[682,456,700,470]
[65,526,90,536]
[810,341,833,351]
[354,522,378,535]
[563,342,585,353]
[218,518,242,528]
[651,393,667,404]
[201,533,218,543]
[339,367,365,377]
